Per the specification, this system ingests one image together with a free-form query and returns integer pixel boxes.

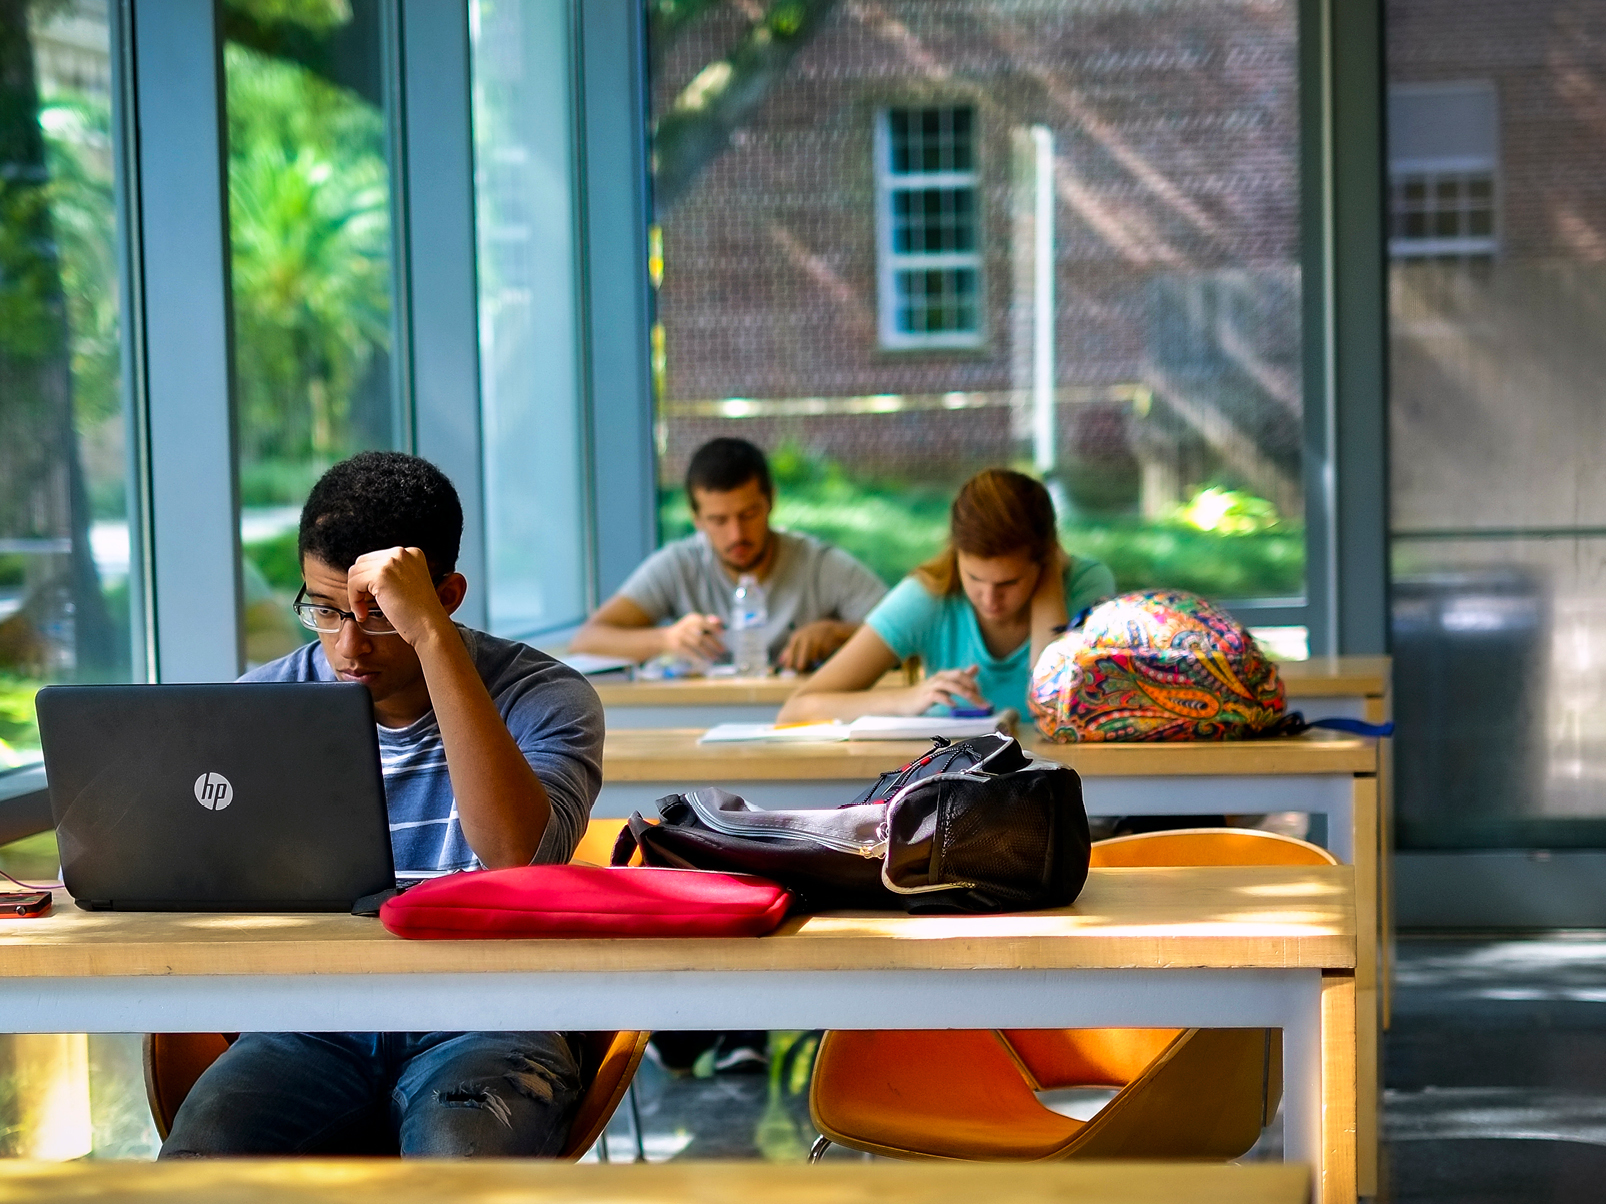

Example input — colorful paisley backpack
[1030,590,1289,743]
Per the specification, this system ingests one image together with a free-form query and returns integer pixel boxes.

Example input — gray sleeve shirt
[617,530,888,660]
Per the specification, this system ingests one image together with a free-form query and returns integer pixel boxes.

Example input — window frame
[873,105,986,351]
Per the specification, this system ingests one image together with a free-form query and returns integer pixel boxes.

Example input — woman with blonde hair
[778,468,1115,721]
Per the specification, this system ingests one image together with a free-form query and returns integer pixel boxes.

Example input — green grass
[239,458,331,509]
[0,678,43,762]
[658,477,1304,600]
[0,831,59,882]
[242,527,303,593]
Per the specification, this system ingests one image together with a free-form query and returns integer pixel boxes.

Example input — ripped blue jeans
[159,1031,584,1158]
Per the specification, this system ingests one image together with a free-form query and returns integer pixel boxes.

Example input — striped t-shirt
[241,627,603,875]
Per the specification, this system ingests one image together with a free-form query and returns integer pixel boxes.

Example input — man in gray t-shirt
[571,439,886,671]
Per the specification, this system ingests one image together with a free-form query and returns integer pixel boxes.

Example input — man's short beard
[719,536,770,574]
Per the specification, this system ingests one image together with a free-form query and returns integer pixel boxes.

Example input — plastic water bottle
[730,574,768,676]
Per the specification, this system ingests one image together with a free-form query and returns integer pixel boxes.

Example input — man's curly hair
[298,452,463,576]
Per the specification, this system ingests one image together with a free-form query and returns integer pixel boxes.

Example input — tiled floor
[1383,933,1606,1202]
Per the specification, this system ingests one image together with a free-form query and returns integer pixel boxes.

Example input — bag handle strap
[610,814,653,866]
[1274,712,1395,738]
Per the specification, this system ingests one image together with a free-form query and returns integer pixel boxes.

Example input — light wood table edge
[593,656,1388,709]
[0,866,1356,979]
[601,730,1381,780]
[0,1159,1316,1204]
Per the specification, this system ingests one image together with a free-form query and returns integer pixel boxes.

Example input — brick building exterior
[650,0,1304,518]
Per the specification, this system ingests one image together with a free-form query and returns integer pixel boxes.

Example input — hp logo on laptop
[194,772,234,811]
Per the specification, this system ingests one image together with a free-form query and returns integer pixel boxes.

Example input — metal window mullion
[873,109,900,348]
[126,0,244,683]
[380,0,415,455]
[397,0,487,628]
[110,0,153,682]
[578,0,655,600]
[1329,0,1389,654]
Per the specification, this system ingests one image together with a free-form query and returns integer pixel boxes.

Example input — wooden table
[592,657,1391,728]
[0,1159,1313,1204]
[0,868,1352,1203]
[1277,656,1390,725]
[599,728,1382,1197]
[592,671,906,728]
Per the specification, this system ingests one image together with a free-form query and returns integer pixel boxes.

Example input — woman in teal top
[779,469,1115,721]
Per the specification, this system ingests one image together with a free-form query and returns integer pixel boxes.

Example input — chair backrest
[810,1025,1279,1162]
[562,1030,652,1158]
[810,1029,1087,1160]
[1003,1027,1183,1090]
[1088,827,1339,868]
[1047,1027,1278,1159]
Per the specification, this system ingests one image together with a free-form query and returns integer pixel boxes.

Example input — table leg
[1350,776,1378,1198]
[1321,973,1358,1204]
[1379,737,1395,1031]
[1362,694,1395,1034]
[1356,986,1378,1197]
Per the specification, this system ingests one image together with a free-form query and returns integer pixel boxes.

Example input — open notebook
[698,711,1017,744]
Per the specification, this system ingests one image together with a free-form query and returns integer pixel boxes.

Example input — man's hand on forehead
[345,546,452,645]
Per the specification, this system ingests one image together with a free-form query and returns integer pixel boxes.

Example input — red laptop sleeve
[378,863,794,939]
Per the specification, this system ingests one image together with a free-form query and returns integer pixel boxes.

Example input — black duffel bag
[610,732,1091,914]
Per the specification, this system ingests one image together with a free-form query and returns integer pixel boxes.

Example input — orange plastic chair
[570,816,630,867]
[808,828,1337,1162]
[144,819,651,1158]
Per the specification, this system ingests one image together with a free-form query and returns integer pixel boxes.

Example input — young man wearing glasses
[160,451,603,1159]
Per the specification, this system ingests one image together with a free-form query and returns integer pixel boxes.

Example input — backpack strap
[1273,712,1395,738]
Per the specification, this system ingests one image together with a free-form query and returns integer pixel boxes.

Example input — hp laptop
[36,682,395,912]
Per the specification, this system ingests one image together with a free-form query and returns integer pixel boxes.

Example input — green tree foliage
[652,0,841,210]
[224,38,390,484]
[0,0,117,678]
[39,93,120,436]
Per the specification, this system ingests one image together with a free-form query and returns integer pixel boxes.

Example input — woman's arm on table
[778,626,986,721]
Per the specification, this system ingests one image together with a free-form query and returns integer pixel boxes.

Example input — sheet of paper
[554,652,637,676]
[698,722,850,744]
[845,714,1010,741]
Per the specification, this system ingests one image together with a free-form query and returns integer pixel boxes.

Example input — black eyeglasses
[292,585,400,636]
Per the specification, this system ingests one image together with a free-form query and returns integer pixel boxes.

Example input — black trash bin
[1392,568,1550,849]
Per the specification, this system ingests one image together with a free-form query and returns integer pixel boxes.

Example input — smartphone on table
[0,891,52,918]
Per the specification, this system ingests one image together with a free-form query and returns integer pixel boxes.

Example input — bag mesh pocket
[936,779,1056,900]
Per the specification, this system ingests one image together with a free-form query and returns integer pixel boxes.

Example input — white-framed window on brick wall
[1388,82,1499,258]
[874,105,984,348]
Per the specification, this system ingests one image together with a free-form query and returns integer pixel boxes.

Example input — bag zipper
[683,790,885,857]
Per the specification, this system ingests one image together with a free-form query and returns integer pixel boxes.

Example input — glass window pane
[648,2,1303,600]
[1389,6,1606,848]
[1,1,139,773]
[222,0,401,667]
[1,2,155,1163]
[470,0,587,638]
